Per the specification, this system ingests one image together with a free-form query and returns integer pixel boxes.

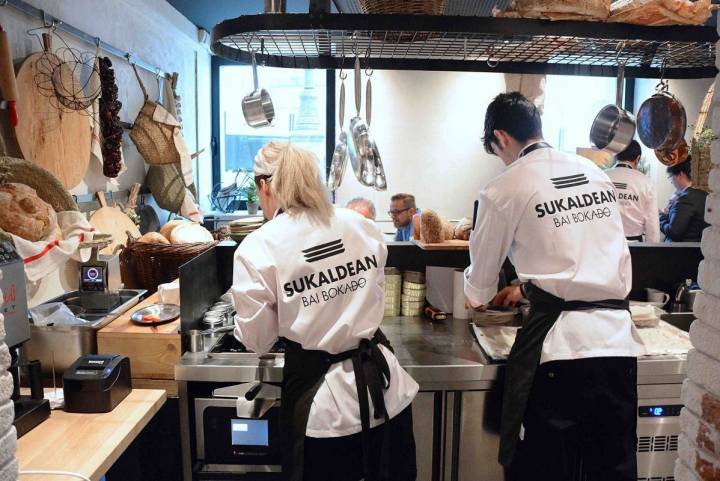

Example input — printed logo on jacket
[285,238,378,307]
[535,174,618,229]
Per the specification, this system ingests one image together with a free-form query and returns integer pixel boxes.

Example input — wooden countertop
[99,292,180,337]
[17,389,167,481]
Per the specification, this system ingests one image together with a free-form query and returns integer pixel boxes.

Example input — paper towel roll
[426,266,455,313]
[453,270,472,320]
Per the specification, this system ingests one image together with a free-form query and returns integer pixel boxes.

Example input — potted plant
[245,180,259,215]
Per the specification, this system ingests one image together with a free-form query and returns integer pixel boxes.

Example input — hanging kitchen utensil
[654,138,689,167]
[349,57,375,186]
[242,50,274,127]
[365,69,387,191]
[33,28,100,113]
[14,32,91,189]
[637,62,687,151]
[589,54,636,154]
[88,191,141,255]
[0,25,19,127]
[327,68,349,192]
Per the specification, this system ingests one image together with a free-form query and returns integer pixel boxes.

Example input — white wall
[0,0,212,305]
[0,0,212,206]
[333,70,506,231]
[634,78,713,208]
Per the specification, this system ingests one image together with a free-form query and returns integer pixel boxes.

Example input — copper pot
[654,138,689,167]
[637,82,687,151]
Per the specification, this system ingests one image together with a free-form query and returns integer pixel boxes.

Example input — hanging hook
[339,36,348,80]
[657,58,669,91]
[95,36,101,48]
[156,67,161,79]
[615,41,627,66]
[364,43,373,76]
[351,31,358,57]
[486,42,499,68]
[125,52,133,65]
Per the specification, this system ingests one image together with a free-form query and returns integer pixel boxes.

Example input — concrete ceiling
[166,0,318,31]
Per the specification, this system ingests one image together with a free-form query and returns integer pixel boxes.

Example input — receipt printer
[63,354,131,413]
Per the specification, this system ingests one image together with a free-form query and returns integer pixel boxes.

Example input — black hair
[666,157,692,180]
[616,140,641,162]
[482,92,543,155]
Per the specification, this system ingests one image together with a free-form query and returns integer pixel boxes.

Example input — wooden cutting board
[13,45,91,189]
[412,239,469,251]
[89,192,141,255]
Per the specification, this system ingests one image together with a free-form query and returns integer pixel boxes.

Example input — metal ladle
[328,69,349,192]
[349,56,374,186]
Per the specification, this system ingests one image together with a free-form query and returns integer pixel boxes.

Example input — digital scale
[78,237,121,312]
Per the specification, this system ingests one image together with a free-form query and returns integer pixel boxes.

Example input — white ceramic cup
[646,288,670,305]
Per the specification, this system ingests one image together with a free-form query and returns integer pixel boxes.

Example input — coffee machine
[0,241,50,437]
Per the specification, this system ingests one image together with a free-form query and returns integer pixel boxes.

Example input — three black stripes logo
[613,182,628,190]
[303,239,345,263]
[551,174,589,189]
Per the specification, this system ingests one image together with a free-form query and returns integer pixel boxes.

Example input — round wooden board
[14,52,91,189]
[89,206,141,255]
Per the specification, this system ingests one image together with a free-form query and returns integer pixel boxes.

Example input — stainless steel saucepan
[589,61,636,154]
[242,51,275,128]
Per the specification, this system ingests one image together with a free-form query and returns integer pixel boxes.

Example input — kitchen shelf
[211,14,718,78]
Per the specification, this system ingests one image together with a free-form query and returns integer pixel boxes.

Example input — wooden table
[17,389,166,481]
[98,293,181,397]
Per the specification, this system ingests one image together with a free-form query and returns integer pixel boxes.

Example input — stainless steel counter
[175,316,687,388]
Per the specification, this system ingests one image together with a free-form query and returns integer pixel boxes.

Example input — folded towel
[706,194,720,226]
[158,278,180,305]
[688,349,720,399]
[696,292,720,332]
[682,407,720,457]
[709,167,720,193]
[675,457,703,481]
[699,260,720,298]
[702,227,720,260]
[683,379,720,432]
[691,320,720,363]
[679,434,720,481]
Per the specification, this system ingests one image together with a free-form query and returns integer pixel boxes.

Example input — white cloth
[231,207,418,437]
[10,211,96,282]
[464,146,645,364]
[158,278,180,305]
[179,188,203,223]
[605,163,661,242]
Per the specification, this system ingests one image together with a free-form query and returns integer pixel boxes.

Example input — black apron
[498,282,630,467]
[281,329,394,481]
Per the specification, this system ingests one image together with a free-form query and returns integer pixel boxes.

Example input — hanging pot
[589,62,636,154]
[242,51,275,128]
[637,80,687,151]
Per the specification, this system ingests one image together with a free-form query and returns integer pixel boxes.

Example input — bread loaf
[0,183,57,241]
[159,219,186,241]
[420,210,455,244]
[138,232,169,244]
[169,223,213,244]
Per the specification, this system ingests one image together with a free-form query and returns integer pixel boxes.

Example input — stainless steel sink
[23,289,147,375]
[661,312,695,332]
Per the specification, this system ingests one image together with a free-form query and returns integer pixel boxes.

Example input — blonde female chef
[231,142,419,481]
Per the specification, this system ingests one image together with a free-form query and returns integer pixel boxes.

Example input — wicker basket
[691,142,712,193]
[119,237,217,293]
[358,0,445,14]
[0,156,77,212]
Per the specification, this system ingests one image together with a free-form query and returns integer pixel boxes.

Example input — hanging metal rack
[1,0,171,79]
[211,11,718,79]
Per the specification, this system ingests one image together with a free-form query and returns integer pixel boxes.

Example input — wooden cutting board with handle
[13,34,91,189]
[89,191,141,255]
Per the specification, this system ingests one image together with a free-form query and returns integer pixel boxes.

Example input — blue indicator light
[652,407,664,416]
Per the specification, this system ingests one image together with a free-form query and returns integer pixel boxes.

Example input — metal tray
[130,304,181,326]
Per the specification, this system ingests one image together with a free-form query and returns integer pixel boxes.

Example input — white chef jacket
[464,146,645,364]
[232,207,419,438]
[606,163,661,242]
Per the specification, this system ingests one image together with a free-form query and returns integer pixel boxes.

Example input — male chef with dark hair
[465,92,644,481]
[606,140,661,242]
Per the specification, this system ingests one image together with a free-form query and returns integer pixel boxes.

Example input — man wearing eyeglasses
[389,193,420,241]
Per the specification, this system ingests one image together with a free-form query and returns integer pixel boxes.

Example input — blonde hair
[258,141,334,222]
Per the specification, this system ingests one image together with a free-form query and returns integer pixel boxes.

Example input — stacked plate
[384,268,402,317]
[471,306,518,327]
[401,271,426,317]
[228,217,264,242]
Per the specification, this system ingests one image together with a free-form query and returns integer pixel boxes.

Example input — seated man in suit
[660,158,708,242]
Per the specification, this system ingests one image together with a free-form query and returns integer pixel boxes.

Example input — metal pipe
[3,0,171,79]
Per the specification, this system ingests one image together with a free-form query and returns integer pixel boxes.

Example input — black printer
[63,354,132,413]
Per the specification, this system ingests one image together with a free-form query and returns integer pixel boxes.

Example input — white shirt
[232,207,419,438]
[606,163,661,242]
[464,146,646,364]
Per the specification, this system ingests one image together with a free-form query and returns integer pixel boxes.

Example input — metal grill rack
[211,14,718,78]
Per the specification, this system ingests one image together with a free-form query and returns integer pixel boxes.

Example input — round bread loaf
[159,219,187,241]
[0,183,57,241]
[170,223,213,244]
[138,232,170,244]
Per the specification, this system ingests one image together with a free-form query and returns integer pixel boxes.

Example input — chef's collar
[517,141,551,160]
[254,147,276,178]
